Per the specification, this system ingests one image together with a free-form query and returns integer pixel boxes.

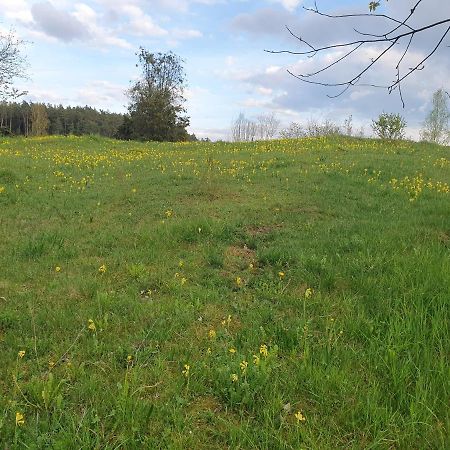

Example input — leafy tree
[0,30,27,102]
[121,49,190,142]
[371,112,406,140]
[420,89,449,145]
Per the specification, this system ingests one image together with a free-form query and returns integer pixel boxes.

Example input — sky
[1,0,449,140]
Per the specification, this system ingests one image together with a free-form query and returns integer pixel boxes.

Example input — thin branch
[267,1,450,106]
[265,19,450,56]
[303,5,415,33]
[389,26,450,91]
[288,38,399,88]
[299,42,364,78]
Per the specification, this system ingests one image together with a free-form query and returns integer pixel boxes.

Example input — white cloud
[271,0,302,12]
[119,5,168,37]
[0,0,33,23]
[75,80,127,110]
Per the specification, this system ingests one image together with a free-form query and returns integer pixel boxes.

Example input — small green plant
[371,112,406,140]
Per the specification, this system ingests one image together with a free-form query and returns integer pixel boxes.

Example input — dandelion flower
[235,277,242,286]
[278,271,285,279]
[98,264,107,274]
[253,354,260,365]
[127,355,133,364]
[18,350,26,359]
[295,411,306,423]
[55,266,61,273]
[240,360,248,373]
[305,288,313,299]
[15,412,25,426]
[181,277,187,285]
[230,373,238,382]
[228,347,236,355]
[165,209,173,218]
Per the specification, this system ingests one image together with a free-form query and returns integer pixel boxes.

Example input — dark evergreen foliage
[0,102,124,137]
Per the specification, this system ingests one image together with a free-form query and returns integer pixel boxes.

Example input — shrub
[371,112,406,140]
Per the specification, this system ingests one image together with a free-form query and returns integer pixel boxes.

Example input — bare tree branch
[266,1,450,105]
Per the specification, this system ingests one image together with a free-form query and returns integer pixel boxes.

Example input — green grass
[0,135,449,449]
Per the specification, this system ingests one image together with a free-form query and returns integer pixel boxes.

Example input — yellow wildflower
[55,266,61,272]
[127,355,133,364]
[88,319,96,332]
[305,287,314,299]
[18,350,25,359]
[230,373,238,382]
[0,186,5,194]
[181,277,187,285]
[253,354,260,365]
[15,412,25,426]
[178,260,184,267]
[165,209,173,218]
[208,329,216,339]
[206,347,212,355]
[295,411,306,423]
[259,344,268,357]
[235,277,242,286]
[98,264,107,274]
[182,364,190,377]
[278,271,285,279]
[240,360,248,373]
[229,347,236,355]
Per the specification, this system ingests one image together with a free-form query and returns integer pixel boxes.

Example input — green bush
[372,112,406,140]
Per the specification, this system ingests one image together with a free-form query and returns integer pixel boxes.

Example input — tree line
[0,102,125,138]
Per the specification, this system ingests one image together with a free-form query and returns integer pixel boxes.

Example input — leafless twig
[266,1,450,105]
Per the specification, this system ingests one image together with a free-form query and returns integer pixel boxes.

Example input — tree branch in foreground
[266,1,450,106]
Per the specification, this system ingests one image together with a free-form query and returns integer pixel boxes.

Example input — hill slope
[0,136,449,448]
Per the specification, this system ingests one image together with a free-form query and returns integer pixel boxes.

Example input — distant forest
[0,102,201,141]
[0,102,125,138]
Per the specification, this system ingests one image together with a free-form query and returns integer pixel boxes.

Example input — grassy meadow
[0,135,449,449]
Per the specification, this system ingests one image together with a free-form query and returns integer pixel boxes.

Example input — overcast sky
[1,0,449,140]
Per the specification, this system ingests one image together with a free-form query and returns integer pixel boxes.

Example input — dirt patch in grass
[186,184,240,202]
[437,231,449,246]
[224,245,255,268]
[189,395,222,415]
